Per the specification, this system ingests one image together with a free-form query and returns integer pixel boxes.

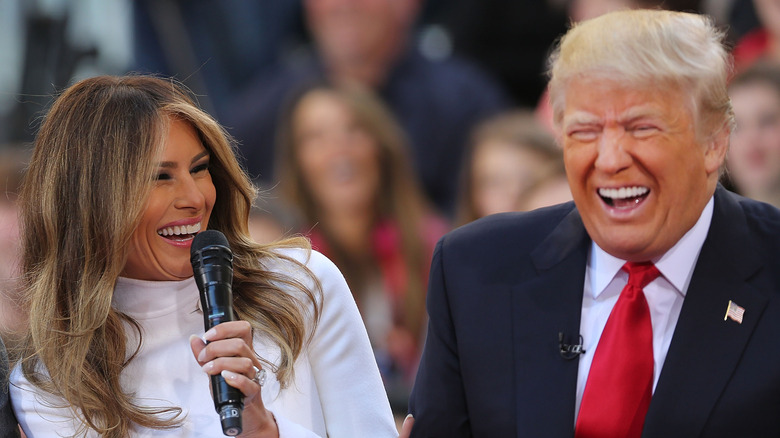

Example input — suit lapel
[643,187,768,437]
[514,208,590,437]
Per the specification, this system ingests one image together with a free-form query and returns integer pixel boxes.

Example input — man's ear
[704,121,730,176]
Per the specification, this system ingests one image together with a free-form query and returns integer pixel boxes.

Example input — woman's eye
[192,163,209,174]
[156,172,172,181]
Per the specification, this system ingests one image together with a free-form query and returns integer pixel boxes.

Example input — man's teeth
[157,222,201,237]
[598,186,649,200]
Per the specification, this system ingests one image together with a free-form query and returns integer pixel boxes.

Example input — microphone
[191,230,243,436]
[558,332,585,360]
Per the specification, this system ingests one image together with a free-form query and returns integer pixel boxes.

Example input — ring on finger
[251,365,267,387]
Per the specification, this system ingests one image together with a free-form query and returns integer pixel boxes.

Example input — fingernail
[202,361,214,373]
[203,328,217,342]
[189,334,204,345]
[405,414,414,421]
[198,349,206,362]
[221,370,238,380]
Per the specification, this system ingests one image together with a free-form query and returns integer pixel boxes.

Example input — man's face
[305,0,412,64]
[561,76,727,261]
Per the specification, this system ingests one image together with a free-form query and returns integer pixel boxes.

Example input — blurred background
[0,0,773,425]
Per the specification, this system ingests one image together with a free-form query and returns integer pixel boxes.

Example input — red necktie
[575,262,660,438]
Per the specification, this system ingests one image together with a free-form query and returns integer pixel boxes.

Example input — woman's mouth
[598,186,649,209]
[157,222,201,241]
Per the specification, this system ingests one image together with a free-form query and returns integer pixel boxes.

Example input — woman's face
[293,90,381,212]
[122,118,216,281]
[728,81,780,196]
[754,0,780,38]
[471,140,550,217]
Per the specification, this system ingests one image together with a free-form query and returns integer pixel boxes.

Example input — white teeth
[157,222,201,237]
[598,186,649,199]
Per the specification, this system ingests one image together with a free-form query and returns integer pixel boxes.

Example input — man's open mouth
[598,186,649,209]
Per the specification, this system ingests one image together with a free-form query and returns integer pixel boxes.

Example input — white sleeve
[301,250,397,437]
[10,366,93,438]
[273,411,322,438]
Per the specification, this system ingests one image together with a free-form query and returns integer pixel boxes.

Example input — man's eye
[631,125,659,138]
[569,129,599,141]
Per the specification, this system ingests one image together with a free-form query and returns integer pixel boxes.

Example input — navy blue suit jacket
[409,186,780,437]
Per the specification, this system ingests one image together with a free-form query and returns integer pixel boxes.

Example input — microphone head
[191,230,229,256]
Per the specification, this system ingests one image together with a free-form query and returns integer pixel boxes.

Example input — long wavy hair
[275,81,436,340]
[15,75,320,437]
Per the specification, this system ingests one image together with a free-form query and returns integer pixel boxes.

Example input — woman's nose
[174,176,207,210]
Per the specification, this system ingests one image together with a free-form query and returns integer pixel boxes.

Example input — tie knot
[622,262,660,290]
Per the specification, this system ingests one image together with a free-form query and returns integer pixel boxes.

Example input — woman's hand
[399,414,414,438]
[190,321,279,438]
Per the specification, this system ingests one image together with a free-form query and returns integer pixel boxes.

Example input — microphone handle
[205,301,244,436]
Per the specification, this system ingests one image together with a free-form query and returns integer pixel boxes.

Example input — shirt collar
[589,196,714,298]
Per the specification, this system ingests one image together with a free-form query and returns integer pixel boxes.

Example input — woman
[725,64,780,208]
[10,75,397,437]
[456,110,570,226]
[274,82,448,413]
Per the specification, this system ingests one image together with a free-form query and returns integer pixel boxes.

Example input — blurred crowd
[2,0,780,420]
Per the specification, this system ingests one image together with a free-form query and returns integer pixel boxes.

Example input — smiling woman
[274,81,449,414]
[10,75,397,438]
[122,118,216,281]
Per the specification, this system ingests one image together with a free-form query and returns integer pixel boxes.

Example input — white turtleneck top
[10,248,397,437]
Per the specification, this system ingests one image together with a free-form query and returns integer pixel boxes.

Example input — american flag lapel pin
[724,300,745,324]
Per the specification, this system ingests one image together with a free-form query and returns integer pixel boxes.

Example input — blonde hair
[547,9,734,136]
[276,81,434,339]
[16,75,320,437]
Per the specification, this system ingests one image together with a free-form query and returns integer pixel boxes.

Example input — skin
[471,140,552,217]
[569,0,643,22]
[293,90,382,258]
[122,118,216,281]
[190,323,276,437]
[304,0,418,86]
[727,81,780,203]
[294,90,382,216]
[754,0,780,42]
[121,118,277,436]
[560,76,728,261]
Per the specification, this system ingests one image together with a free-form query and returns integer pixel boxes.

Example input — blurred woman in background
[457,110,570,226]
[725,63,780,208]
[275,82,448,413]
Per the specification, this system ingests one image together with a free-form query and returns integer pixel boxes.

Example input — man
[226,0,508,217]
[406,9,780,437]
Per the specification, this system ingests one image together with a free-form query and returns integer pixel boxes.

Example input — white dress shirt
[574,196,714,418]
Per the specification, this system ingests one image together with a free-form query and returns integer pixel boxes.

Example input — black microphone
[191,230,243,436]
[558,332,585,360]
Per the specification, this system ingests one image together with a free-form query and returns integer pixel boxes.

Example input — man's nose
[594,128,631,174]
